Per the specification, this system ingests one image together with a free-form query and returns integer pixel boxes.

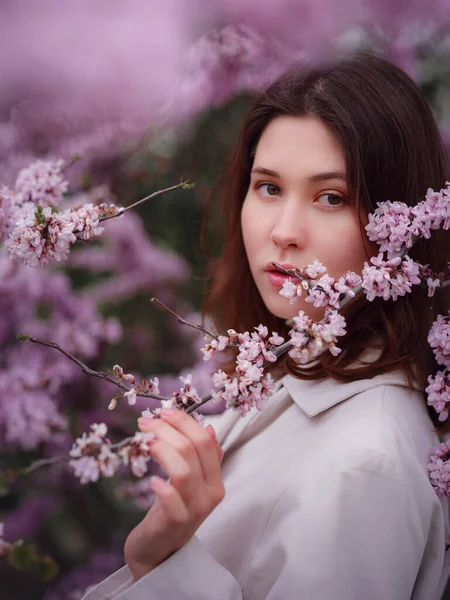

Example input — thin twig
[150,298,218,339]
[99,181,194,223]
[17,435,137,478]
[20,456,64,476]
[18,335,169,402]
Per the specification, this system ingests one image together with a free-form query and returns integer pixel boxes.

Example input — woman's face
[241,115,368,320]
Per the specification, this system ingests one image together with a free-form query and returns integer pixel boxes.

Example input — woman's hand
[123,409,225,580]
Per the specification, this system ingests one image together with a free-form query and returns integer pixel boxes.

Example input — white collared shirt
[83,370,450,600]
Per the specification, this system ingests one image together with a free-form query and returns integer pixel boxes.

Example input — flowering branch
[4,159,450,496]
[17,334,168,406]
[0,158,195,267]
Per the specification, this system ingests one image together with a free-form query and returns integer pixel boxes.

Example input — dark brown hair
[202,52,449,428]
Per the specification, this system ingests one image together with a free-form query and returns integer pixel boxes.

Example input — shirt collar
[280,369,422,418]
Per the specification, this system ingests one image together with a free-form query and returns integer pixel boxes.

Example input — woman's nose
[270,201,308,249]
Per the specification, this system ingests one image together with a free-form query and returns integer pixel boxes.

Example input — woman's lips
[266,271,294,288]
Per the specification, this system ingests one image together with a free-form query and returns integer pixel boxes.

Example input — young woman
[83,53,450,599]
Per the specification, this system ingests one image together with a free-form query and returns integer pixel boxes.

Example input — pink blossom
[304,260,327,279]
[288,309,346,363]
[143,377,160,396]
[428,314,450,369]
[427,277,441,297]
[113,365,136,384]
[6,206,76,266]
[201,334,230,360]
[235,326,284,369]
[124,388,137,406]
[14,159,68,207]
[306,273,340,309]
[361,254,421,302]
[412,185,450,236]
[69,422,108,458]
[365,187,450,258]
[428,442,450,497]
[177,374,202,405]
[119,432,155,478]
[268,332,284,346]
[334,271,362,297]
[67,203,105,240]
[210,343,276,416]
[279,278,301,304]
[0,186,21,243]
[69,423,120,484]
[426,370,450,421]
[365,201,414,255]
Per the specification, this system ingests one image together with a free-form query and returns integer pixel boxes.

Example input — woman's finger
[206,425,224,464]
[138,416,203,479]
[148,438,197,501]
[159,409,223,487]
[149,476,190,525]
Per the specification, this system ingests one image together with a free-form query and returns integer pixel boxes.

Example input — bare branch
[17,335,169,402]
[150,298,218,339]
[99,180,195,223]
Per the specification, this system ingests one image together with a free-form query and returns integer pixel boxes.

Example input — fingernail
[206,424,217,438]
[160,408,175,419]
[150,476,166,492]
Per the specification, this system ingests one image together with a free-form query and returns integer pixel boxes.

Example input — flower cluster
[426,371,450,422]
[426,313,450,427]
[14,159,69,207]
[6,202,120,267]
[140,374,206,423]
[361,254,421,301]
[68,423,155,484]
[288,310,347,364]
[208,325,283,416]
[201,335,230,360]
[118,431,155,478]
[428,314,450,368]
[109,364,161,410]
[279,261,362,309]
[0,158,124,267]
[69,423,121,484]
[365,184,450,256]
[428,441,450,497]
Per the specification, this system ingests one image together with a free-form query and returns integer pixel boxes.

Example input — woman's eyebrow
[251,167,281,179]
[309,171,346,183]
[251,167,346,183]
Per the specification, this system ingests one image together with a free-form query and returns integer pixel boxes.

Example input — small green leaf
[16,333,32,342]
[9,541,32,570]
[36,555,59,582]
[180,178,195,190]
[35,205,46,225]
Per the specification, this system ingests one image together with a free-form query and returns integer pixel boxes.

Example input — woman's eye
[316,193,345,207]
[256,182,280,197]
